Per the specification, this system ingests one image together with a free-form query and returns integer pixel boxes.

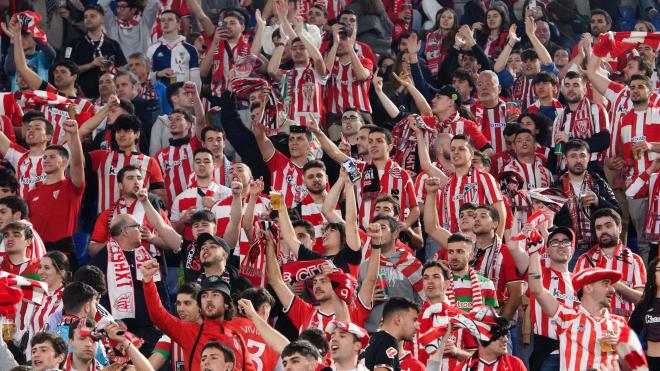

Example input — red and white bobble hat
[571,268,622,292]
[325,320,370,349]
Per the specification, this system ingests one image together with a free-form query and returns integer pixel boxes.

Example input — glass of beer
[270,192,282,211]
[1,318,14,342]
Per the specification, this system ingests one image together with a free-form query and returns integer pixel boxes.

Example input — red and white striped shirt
[298,194,327,253]
[326,56,373,114]
[471,238,521,303]
[187,156,232,187]
[603,81,660,157]
[210,36,251,96]
[265,150,305,208]
[0,92,23,129]
[3,143,45,198]
[438,168,503,232]
[170,182,231,240]
[41,84,96,145]
[527,98,564,116]
[280,63,327,125]
[574,243,646,318]
[153,334,186,371]
[530,267,576,339]
[619,105,660,181]
[421,114,489,151]
[552,97,609,164]
[284,295,372,332]
[512,75,536,111]
[552,304,628,370]
[155,136,202,206]
[210,194,271,237]
[22,286,63,334]
[625,171,660,239]
[502,156,552,190]
[469,99,508,153]
[356,159,417,228]
[89,150,165,213]
[455,354,527,371]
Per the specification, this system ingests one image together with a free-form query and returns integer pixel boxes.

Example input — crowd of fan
[0,0,660,370]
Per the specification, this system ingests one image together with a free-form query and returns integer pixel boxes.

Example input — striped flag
[14,11,47,44]
[21,90,74,109]
[0,271,47,305]
[593,31,660,59]
[616,326,649,371]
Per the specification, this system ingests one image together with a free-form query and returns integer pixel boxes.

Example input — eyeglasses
[341,115,360,122]
[124,223,141,230]
[548,240,571,248]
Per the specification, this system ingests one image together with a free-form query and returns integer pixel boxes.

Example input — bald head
[109,214,140,239]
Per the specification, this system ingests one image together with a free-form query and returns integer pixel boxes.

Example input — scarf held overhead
[593,31,660,59]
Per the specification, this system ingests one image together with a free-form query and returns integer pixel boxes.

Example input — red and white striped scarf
[424,30,448,77]
[299,194,326,252]
[554,97,596,141]
[63,352,102,371]
[392,115,437,178]
[117,14,141,29]
[616,325,649,371]
[593,31,660,59]
[0,271,47,305]
[446,267,483,309]
[212,36,250,93]
[561,173,596,245]
[21,90,74,109]
[23,286,63,333]
[106,238,160,319]
[378,250,423,294]
[14,12,47,44]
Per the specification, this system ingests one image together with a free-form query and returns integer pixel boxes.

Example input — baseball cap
[325,321,370,349]
[199,275,231,299]
[196,232,231,254]
[432,85,462,107]
[547,226,575,245]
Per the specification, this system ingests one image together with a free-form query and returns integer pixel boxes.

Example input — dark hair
[42,251,71,284]
[302,159,326,174]
[564,70,585,83]
[201,126,225,142]
[503,122,523,137]
[447,232,475,248]
[371,215,399,237]
[514,128,535,142]
[338,9,357,20]
[292,220,315,240]
[432,8,458,51]
[476,204,500,225]
[193,148,215,162]
[53,60,80,77]
[68,318,96,340]
[629,72,653,87]
[2,221,33,240]
[170,108,194,123]
[472,151,491,169]
[450,134,475,152]
[26,116,54,135]
[201,341,235,363]
[73,265,107,296]
[324,222,347,248]
[0,169,19,194]
[516,113,552,146]
[238,287,276,313]
[591,8,612,25]
[477,4,509,47]
[635,20,656,32]
[31,331,68,357]
[563,138,590,155]
[368,126,393,145]
[521,49,539,61]
[190,210,217,225]
[632,257,660,328]
[374,195,401,217]
[282,340,320,361]
[0,196,29,219]
[299,327,329,356]
[160,9,180,20]
[532,71,558,85]
[178,281,201,299]
[166,82,185,106]
[627,57,654,78]
[450,68,477,89]
[22,110,46,125]
[382,297,419,322]
[112,114,142,133]
[422,260,451,280]
[84,4,104,15]
[62,282,97,315]
[592,208,622,227]
[117,164,141,184]
[117,98,136,115]
[223,10,246,25]
[45,145,69,160]
[458,202,477,213]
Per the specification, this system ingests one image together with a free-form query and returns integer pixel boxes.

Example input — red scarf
[424,30,448,76]
[561,173,596,245]
[212,36,250,86]
[63,352,101,371]
[117,14,141,29]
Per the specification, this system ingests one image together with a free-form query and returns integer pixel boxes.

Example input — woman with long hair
[422,8,458,78]
[475,5,509,60]
[517,112,553,151]
[629,257,660,370]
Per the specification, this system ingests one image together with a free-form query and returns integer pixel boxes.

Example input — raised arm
[187,0,215,37]
[583,34,612,96]
[422,177,450,247]
[105,323,155,371]
[392,72,432,116]
[307,115,350,164]
[0,129,13,157]
[494,24,520,73]
[324,25,340,75]
[358,223,384,308]
[527,236,559,316]
[267,35,288,81]
[372,76,401,118]
[346,32,370,81]
[264,229,295,307]
[524,16,552,65]
[250,10,266,56]
[200,29,221,78]
[62,118,85,189]
[322,171,346,223]
[137,190,182,251]
[277,201,303,257]
[342,172,361,252]
[79,97,116,138]
[237,299,289,354]
[293,18,326,76]
[409,119,448,182]
[242,178,265,234]
[252,102,276,161]
[2,20,44,90]
[223,182,244,248]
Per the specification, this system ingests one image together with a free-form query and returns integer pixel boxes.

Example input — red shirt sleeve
[88,150,108,171]
[464,120,489,150]
[283,296,315,330]
[147,157,165,186]
[501,247,523,284]
[91,210,111,243]
[0,115,16,143]
[266,150,290,172]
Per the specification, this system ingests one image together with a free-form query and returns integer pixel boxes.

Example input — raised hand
[392,71,412,88]
[140,259,160,282]
[367,223,383,245]
[249,177,265,196]
[136,189,149,203]
[425,177,442,194]
[306,114,321,134]
[62,119,79,135]
[507,24,521,45]
[372,75,384,92]
[237,298,259,319]
[524,16,536,37]
[230,181,243,197]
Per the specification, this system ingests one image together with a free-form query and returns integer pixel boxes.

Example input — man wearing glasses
[507,226,578,371]
[91,189,181,354]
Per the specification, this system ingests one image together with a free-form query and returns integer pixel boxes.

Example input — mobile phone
[217,20,226,31]
[342,159,362,184]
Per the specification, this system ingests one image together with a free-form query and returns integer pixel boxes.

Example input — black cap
[196,232,231,254]
[199,275,231,298]
[432,85,462,107]
[289,124,310,134]
[548,227,575,245]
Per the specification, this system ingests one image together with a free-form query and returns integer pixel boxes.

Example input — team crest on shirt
[390,167,401,179]
[386,347,398,359]
[52,190,60,199]
[109,167,118,175]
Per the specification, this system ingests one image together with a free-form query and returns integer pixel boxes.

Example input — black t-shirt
[62,35,128,99]
[297,244,362,274]
[359,330,400,371]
